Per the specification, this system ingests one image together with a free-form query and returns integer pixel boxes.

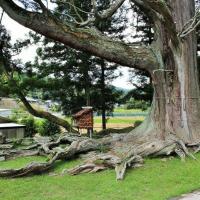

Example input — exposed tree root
[66,152,143,180]
[0,132,197,180]
[0,136,105,177]
[0,149,39,161]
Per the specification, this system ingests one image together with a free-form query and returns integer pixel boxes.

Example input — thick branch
[0,0,157,71]
[18,92,75,132]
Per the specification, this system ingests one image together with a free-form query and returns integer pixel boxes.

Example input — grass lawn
[1,155,200,200]
[94,116,145,124]
[114,108,148,113]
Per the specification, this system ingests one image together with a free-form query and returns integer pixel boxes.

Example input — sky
[2,12,134,90]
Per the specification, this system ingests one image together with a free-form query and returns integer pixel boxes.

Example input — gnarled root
[67,152,143,180]
[0,132,197,179]
[115,155,144,180]
[0,137,104,177]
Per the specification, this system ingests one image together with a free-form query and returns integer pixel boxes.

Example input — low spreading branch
[18,92,76,132]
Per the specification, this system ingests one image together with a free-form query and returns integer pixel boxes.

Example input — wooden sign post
[72,107,93,138]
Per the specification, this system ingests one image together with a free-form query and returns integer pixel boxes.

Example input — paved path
[171,191,200,200]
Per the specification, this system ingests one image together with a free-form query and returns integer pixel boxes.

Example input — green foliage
[125,98,150,111]
[15,0,127,120]
[50,104,61,112]
[20,117,37,137]
[39,120,61,136]
[94,116,145,124]
[10,109,37,137]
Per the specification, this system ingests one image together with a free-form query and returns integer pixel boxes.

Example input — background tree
[18,0,127,130]
[0,25,75,131]
[125,5,154,108]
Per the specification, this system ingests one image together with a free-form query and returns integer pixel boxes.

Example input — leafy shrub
[10,108,27,122]
[20,117,37,137]
[125,98,150,111]
[50,104,61,112]
[39,120,61,136]
[10,109,37,137]
[10,110,61,137]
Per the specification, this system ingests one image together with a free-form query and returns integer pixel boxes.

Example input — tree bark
[129,0,200,144]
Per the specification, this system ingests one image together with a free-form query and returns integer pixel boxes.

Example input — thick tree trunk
[130,0,200,144]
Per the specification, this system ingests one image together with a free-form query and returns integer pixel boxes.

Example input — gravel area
[170,191,200,200]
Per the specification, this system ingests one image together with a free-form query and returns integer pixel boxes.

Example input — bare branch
[91,0,97,14]
[33,0,49,13]
[49,0,93,26]
[97,0,125,19]
[70,0,84,22]
[17,92,73,131]
[0,8,4,23]
[81,0,126,26]
[49,0,125,27]
[50,0,93,15]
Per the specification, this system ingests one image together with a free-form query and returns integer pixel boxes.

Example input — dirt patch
[93,123,133,132]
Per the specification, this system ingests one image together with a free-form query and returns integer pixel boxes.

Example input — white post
[89,129,92,138]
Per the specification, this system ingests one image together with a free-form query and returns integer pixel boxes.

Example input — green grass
[64,108,147,125]
[65,116,144,124]
[114,108,148,113]
[1,155,200,200]
[94,116,144,124]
